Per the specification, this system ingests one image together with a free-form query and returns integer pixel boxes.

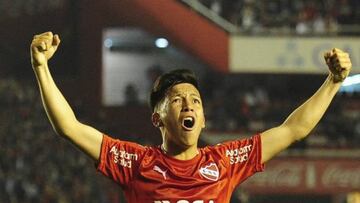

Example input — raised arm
[31,32,103,161]
[260,48,352,163]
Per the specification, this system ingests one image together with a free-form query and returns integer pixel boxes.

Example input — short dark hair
[149,69,199,112]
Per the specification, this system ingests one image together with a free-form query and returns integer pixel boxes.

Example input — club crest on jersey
[199,163,219,181]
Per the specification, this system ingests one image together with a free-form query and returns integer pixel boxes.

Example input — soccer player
[30,32,352,203]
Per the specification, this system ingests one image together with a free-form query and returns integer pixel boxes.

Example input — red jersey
[97,134,264,203]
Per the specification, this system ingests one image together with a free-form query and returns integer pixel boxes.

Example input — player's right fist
[30,32,60,67]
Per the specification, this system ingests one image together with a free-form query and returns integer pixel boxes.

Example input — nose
[181,98,194,112]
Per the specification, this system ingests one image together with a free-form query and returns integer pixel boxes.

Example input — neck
[161,142,199,160]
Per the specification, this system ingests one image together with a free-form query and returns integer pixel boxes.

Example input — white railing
[181,0,238,33]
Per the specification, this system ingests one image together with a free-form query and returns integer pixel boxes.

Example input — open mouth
[182,117,195,130]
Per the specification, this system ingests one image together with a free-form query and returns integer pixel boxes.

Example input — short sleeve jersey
[97,134,264,203]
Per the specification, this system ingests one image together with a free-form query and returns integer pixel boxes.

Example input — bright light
[342,74,360,87]
[155,38,169,48]
[104,39,113,48]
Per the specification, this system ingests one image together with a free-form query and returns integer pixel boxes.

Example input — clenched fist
[30,32,60,67]
[324,48,352,83]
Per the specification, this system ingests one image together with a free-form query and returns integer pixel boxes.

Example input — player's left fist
[324,48,352,83]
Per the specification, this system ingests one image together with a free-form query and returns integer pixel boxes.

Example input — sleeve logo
[226,144,252,165]
[109,146,138,168]
[199,163,219,181]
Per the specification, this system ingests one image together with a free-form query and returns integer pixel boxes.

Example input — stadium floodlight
[342,74,360,87]
[104,38,113,48]
[155,38,169,48]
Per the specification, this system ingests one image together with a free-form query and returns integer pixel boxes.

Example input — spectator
[195,0,359,35]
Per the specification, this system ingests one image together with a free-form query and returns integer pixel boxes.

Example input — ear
[202,116,206,129]
[151,112,163,128]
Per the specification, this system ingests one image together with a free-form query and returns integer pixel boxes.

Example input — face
[154,83,205,149]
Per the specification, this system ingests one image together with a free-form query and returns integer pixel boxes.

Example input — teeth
[184,117,193,122]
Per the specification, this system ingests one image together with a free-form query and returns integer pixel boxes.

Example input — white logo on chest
[153,165,167,180]
[199,163,219,181]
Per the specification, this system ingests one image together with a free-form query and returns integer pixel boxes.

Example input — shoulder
[100,134,161,161]
[200,134,262,159]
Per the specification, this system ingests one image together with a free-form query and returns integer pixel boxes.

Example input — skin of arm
[31,32,103,161]
[260,48,352,164]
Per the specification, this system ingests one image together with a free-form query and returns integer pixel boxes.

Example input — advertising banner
[230,37,360,74]
[242,158,360,194]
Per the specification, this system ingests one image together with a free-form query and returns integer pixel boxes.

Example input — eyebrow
[191,93,201,98]
[170,93,201,98]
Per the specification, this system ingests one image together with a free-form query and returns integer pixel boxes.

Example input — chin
[180,136,198,147]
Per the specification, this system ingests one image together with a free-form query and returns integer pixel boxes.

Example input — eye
[172,98,181,103]
[193,98,201,104]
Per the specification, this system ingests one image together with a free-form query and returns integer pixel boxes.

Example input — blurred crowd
[198,0,360,35]
[0,78,122,203]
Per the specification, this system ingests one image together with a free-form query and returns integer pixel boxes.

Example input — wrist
[325,74,343,94]
[328,72,345,84]
[32,63,49,75]
[32,63,48,70]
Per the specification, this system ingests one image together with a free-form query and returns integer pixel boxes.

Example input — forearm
[261,48,351,163]
[30,32,103,160]
[33,64,79,136]
[282,74,341,140]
